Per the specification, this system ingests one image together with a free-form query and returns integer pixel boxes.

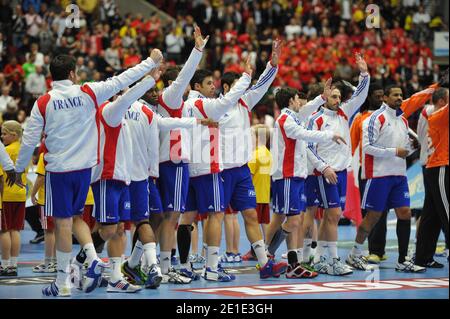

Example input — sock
[314,241,328,263]
[109,257,123,282]
[287,250,298,265]
[55,250,71,287]
[206,246,220,271]
[351,243,363,256]
[328,241,338,259]
[128,240,144,268]
[75,248,87,264]
[303,238,313,262]
[142,242,157,267]
[296,248,303,263]
[10,257,17,267]
[1,260,9,267]
[252,240,268,266]
[397,219,411,263]
[44,256,52,266]
[160,251,171,274]
[92,231,105,251]
[177,224,192,265]
[268,227,290,256]
[83,243,98,264]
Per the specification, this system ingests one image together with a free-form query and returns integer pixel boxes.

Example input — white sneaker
[161,268,192,284]
[313,256,330,274]
[219,253,235,263]
[395,260,426,273]
[346,254,374,271]
[33,263,47,273]
[328,258,353,276]
[107,278,142,293]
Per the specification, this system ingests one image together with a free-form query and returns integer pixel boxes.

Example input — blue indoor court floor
[0,214,448,299]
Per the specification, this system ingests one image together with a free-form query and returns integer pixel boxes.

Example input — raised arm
[241,39,281,110]
[198,59,252,121]
[401,83,438,119]
[297,78,331,121]
[161,26,209,109]
[85,49,163,105]
[341,53,370,118]
[102,69,160,127]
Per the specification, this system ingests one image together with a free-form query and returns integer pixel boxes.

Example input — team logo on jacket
[404,192,410,199]
[124,202,131,210]
[248,190,256,197]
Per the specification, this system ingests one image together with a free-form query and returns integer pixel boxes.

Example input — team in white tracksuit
[15,55,159,297]
[306,72,370,210]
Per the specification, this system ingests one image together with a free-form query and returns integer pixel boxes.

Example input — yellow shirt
[36,153,94,206]
[0,168,3,209]
[1,141,26,202]
[248,145,272,204]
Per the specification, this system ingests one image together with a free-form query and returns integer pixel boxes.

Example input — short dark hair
[190,69,213,88]
[307,83,324,100]
[369,81,383,95]
[221,72,240,91]
[432,87,448,104]
[161,66,181,87]
[50,55,76,81]
[384,84,402,96]
[275,87,299,109]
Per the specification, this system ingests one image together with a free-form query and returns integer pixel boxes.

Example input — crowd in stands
[0,0,448,130]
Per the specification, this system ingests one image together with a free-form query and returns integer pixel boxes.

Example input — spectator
[285,17,302,41]
[24,5,43,41]
[38,21,54,55]
[11,5,26,48]
[302,19,317,38]
[417,50,433,85]
[22,53,36,79]
[104,38,122,71]
[165,26,185,64]
[0,84,13,114]
[412,5,431,41]
[1,100,19,123]
[25,65,46,105]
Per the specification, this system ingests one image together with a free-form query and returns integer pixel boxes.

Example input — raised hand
[149,67,162,82]
[150,49,163,65]
[321,78,333,100]
[243,56,253,77]
[355,53,368,74]
[194,24,209,50]
[271,38,282,67]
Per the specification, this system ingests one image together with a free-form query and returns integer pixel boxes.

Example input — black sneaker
[425,260,444,268]
[30,232,45,244]
[4,266,17,276]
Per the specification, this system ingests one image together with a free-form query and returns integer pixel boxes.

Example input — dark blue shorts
[92,180,130,223]
[314,169,347,210]
[222,165,257,212]
[44,168,91,218]
[361,176,410,212]
[272,177,306,216]
[158,161,189,213]
[186,173,225,214]
[129,179,150,222]
[148,177,163,214]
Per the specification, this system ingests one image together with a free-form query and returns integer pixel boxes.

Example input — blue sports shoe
[42,281,71,297]
[218,263,236,280]
[144,264,163,289]
[202,267,233,282]
[179,262,201,281]
[82,259,108,293]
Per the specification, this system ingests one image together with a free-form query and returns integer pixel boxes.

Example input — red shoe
[242,250,257,261]
[286,263,318,279]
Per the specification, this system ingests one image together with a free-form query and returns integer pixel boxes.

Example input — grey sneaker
[313,256,330,274]
[346,254,374,271]
[328,257,353,276]
[395,260,426,273]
